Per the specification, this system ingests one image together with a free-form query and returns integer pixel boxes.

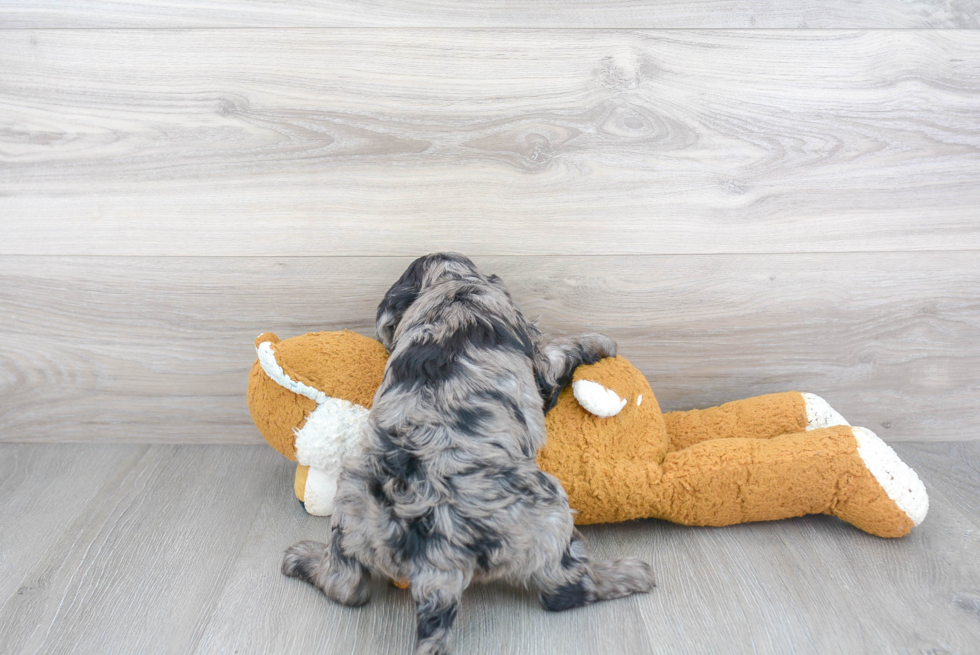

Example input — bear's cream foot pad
[803,392,850,430]
[832,426,929,537]
[852,426,929,527]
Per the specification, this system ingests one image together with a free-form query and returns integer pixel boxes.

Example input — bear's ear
[255,332,280,348]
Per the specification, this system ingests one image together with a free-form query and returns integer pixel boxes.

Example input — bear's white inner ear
[256,341,329,405]
[572,379,627,418]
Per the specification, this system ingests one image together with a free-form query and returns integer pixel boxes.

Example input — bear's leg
[294,463,309,504]
[293,463,341,516]
[663,391,849,452]
[649,426,927,538]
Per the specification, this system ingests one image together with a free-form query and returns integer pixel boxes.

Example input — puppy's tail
[410,569,467,655]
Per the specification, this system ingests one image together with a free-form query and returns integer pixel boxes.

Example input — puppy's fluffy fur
[283,253,654,654]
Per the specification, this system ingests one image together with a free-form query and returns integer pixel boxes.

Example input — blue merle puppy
[283,253,654,655]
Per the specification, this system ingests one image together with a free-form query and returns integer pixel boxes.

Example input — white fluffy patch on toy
[303,466,339,516]
[256,341,328,405]
[803,392,850,430]
[294,397,370,471]
[637,394,643,406]
[573,379,627,418]
[852,426,929,526]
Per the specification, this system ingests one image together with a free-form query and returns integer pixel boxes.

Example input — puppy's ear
[376,257,427,352]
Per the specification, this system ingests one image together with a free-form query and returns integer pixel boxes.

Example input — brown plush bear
[248,330,927,538]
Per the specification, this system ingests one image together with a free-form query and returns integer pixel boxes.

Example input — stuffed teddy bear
[247,330,928,538]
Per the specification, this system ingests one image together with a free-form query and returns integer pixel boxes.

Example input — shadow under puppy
[283,253,654,655]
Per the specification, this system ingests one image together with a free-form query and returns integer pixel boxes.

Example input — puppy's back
[337,276,564,579]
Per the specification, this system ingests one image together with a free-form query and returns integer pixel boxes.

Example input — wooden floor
[0,441,978,654]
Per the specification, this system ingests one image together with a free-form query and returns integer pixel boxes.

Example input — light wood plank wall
[2,1,978,28]
[1,4,978,444]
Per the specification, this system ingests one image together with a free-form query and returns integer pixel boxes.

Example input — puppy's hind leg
[282,524,371,607]
[410,568,468,655]
[534,530,654,612]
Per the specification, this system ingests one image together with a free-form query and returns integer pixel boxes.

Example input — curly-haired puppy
[283,253,654,654]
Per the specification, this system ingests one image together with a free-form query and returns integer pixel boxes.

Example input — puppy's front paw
[282,540,328,580]
[592,557,656,599]
[615,557,656,593]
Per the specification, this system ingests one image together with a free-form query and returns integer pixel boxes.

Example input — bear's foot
[832,426,928,537]
[852,426,929,527]
[802,393,850,430]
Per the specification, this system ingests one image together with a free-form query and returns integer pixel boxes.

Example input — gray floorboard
[1,442,978,654]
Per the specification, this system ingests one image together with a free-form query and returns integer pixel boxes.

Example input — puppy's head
[375,252,484,351]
